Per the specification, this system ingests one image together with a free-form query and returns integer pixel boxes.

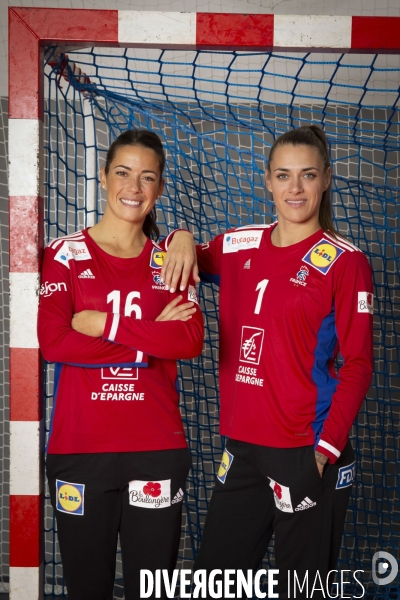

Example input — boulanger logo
[268,478,294,513]
[150,248,166,269]
[372,551,398,586]
[302,239,344,275]
[56,479,84,515]
[128,479,171,509]
[217,449,234,484]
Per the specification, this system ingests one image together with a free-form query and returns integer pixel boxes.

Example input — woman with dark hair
[38,129,204,600]
[162,125,373,597]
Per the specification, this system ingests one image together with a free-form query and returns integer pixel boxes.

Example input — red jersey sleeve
[102,282,204,360]
[196,236,223,285]
[315,250,374,463]
[38,247,147,367]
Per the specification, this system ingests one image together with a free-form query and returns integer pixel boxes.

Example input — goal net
[43,46,399,598]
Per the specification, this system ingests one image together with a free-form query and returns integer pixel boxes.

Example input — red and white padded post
[7,7,400,599]
[8,10,44,598]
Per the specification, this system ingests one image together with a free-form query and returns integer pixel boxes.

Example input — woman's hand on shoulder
[72,310,107,337]
[155,296,196,322]
[161,231,199,293]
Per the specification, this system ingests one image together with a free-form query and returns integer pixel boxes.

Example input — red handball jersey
[38,229,203,454]
[165,224,373,464]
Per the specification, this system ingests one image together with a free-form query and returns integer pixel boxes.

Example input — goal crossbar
[8,7,400,598]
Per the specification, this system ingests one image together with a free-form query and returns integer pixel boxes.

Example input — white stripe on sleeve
[108,313,120,342]
[317,439,341,458]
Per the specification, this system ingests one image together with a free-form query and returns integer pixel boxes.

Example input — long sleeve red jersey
[38,229,204,454]
[165,224,373,463]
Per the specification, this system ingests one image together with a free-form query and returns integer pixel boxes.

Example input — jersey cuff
[316,439,341,464]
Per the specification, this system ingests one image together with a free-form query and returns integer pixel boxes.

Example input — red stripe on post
[9,10,43,119]
[10,494,43,567]
[11,8,119,45]
[197,13,274,47]
[352,17,400,50]
[10,348,43,422]
[10,196,44,273]
[9,8,119,119]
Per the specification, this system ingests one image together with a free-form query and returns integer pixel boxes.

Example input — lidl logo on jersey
[302,239,344,275]
[150,248,166,269]
[268,478,294,513]
[336,462,355,489]
[101,367,139,380]
[358,292,374,314]
[239,326,265,365]
[128,479,171,509]
[222,230,263,254]
[217,449,234,484]
[56,479,84,515]
[54,241,92,267]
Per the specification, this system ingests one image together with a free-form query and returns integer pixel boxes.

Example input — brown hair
[105,129,165,240]
[267,125,340,237]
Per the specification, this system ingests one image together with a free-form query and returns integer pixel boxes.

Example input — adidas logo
[78,269,95,279]
[295,497,316,511]
[171,488,184,504]
[243,259,251,269]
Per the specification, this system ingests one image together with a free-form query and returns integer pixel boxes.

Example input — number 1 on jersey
[254,279,269,314]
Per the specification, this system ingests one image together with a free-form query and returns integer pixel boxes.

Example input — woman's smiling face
[265,143,331,229]
[101,144,164,226]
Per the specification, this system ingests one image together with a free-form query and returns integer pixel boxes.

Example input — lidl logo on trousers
[336,462,355,489]
[217,449,234,484]
[56,479,85,515]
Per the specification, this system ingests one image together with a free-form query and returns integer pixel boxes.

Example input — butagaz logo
[358,292,374,314]
[54,240,92,267]
[336,461,356,489]
[217,449,234,484]
[172,488,184,504]
[78,269,95,279]
[239,327,265,365]
[222,230,263,254]
[268,478,293,513]
[150,248,166,269]
[188,284,199,305]
[56,479,84,515]
[128,479,171,509]
[101,367,139,381]
[295,497,317,511]
[302,239,344,275]
[39,281,67,297]
[243,259,251,269]
[290,265,310,287]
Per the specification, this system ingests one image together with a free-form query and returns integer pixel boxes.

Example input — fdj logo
[336,462,355,489]
[56,480,85,515]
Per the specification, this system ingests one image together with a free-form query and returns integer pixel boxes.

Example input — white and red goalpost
[8,7,400,598]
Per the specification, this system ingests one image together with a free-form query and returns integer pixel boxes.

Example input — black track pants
[46,449,191,600]
[194,439,355,599]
